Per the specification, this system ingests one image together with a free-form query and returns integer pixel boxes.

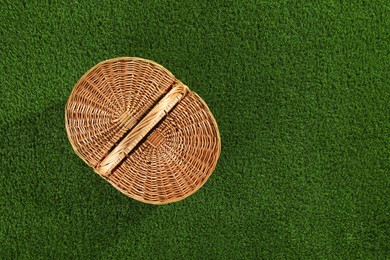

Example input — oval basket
[65,57,221,204]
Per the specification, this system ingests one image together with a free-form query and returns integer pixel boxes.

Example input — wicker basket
[65,57,221,204]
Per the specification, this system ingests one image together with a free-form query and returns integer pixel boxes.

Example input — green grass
[1,0,389,258]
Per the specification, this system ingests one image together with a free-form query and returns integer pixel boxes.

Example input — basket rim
[65,57,222,205]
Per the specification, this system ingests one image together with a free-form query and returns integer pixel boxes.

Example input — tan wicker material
[65,57,221,204]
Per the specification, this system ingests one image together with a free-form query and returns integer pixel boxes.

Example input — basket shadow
[0,101,156,257]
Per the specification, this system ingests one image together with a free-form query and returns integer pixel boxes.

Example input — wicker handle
[95,82,189,177]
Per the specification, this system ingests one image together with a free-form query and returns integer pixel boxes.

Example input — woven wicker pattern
[65,57,221,204]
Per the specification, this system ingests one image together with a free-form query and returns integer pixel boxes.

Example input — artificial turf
[0,0,389,258]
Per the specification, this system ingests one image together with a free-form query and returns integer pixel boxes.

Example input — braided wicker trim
[65,57,221,204]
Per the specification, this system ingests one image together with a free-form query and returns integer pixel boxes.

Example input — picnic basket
[65,57,221,204]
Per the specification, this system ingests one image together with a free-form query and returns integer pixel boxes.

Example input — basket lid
[65,57,221,204]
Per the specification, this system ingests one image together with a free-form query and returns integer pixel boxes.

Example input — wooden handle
[95,82,188,177]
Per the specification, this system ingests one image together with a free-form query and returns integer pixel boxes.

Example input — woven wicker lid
[65,57,221,204]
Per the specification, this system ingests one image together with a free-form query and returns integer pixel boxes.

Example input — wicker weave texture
[65,57,221,204]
